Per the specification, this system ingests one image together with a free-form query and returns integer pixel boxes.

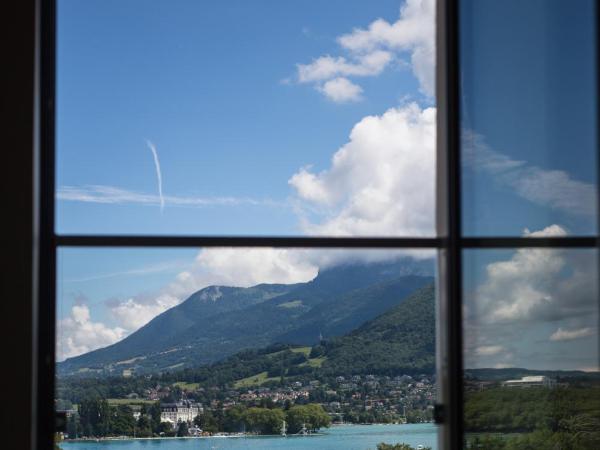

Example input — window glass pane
[463,247,600,448]
[460,0,598,236]
[55,247,438,447]
[56,0,436,236]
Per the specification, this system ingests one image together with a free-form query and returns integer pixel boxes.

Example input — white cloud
[64,260,188,283]
[475,225,568,323]
[57,185,284,208]
[289,102,436,236]
[474,345,505,356]
[550,327,595,342]
[192,248,319,287]
[146,140,164,213]
[318,77,363,103]
[337,0,435,96]
[295,0,434,100]
[511,167,596,217]
[297,51,393,83]
[463,224,599,369]
[463,130,597,217]
[110,294,181,331]
[57,305,126,361]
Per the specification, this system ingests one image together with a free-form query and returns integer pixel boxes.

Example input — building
[503,376,556,388]
[160,401,202,427]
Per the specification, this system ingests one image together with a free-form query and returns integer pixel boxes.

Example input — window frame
[33,0,600,449]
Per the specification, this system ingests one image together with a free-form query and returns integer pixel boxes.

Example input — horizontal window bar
[53,235,597,249]
[54,235,443,248]
[461,237,598,248]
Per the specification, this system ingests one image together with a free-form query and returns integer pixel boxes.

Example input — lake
[60,424,438,450]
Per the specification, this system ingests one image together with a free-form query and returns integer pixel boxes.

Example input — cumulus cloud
[475,225,568,323]
[289,102,435,236]
[550,327,595,342]
[57,305,126,361]
[110,294,181,331]
[337,0,435,96]
[464,224,599,370]
[318,77,363,103]
[295,0,434,100]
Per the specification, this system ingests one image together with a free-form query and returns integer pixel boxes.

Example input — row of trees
[67,398,330,438]
[193,403,331,435]
[69,399,170,438]
[342,408,432,425]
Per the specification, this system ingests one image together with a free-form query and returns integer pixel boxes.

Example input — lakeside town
[56,372,436,440]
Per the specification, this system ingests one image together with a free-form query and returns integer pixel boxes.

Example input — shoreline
[62,423,433,443]
[63,432,324,442]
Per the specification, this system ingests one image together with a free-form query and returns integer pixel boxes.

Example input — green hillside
[320,284,435,376]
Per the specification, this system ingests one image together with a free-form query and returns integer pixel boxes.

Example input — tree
[177,421,189,437]
[156,421,174,436]
[78,398,112,437]
[222,405,247,432]
[111,405,135,436]
[149,402,162,433]
[244,407,285,435]
[136,414,153,438]
[66,414,80,439]
[195,410,220,433]
[285,404,331,433]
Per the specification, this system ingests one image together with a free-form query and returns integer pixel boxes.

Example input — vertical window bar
[436,0,463,448]
[37,0,57,448]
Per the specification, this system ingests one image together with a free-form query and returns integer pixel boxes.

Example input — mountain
[148,284,436,388]
[57,259,433,377]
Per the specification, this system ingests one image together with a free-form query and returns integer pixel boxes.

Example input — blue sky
[56,0,598,371]
[460,0,597,236]
[56,0,423,236]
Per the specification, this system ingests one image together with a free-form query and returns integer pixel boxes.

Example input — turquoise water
[61,424,437,450]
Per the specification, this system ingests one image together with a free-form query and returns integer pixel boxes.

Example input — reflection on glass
[56,0,436,236]
[463,248,600,448]
[460,0,598,236]
[55,248,438,447]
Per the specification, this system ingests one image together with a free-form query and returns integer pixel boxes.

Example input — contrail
[146,139,165,213]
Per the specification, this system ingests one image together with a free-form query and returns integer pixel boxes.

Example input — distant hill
[58,259,434,377]
[465,367,600,381]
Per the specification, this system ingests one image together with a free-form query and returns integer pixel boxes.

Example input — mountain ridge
[58,259,434,377]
